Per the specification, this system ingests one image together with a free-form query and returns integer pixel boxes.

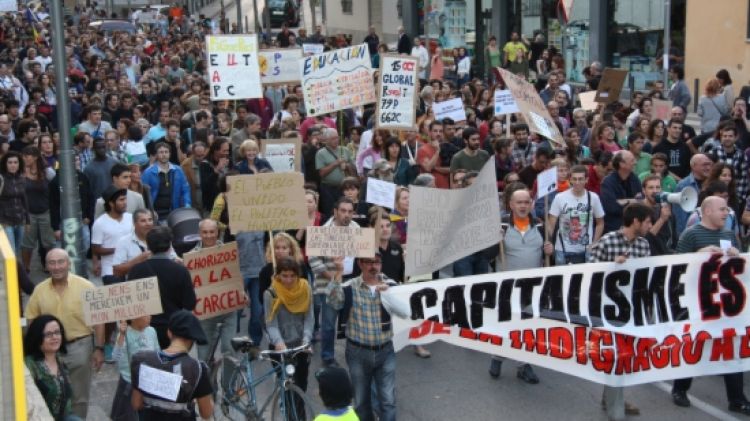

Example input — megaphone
[655,186,698,212]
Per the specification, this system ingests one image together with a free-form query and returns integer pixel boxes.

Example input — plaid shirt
[588,230,650,263]
[710,145,748,200]
[108,147,128,164]
[79,147,92,170]
[510,140,538,169]
[328,277,396,346]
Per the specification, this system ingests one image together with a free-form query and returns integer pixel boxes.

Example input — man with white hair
[316,128,353,216]
[397,26,412,55]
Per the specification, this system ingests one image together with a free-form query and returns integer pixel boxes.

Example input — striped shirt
[676,224,738,253]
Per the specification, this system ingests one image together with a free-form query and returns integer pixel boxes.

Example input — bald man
[25,248,105,419]
[671,196,748,414]
[673,153,713,234]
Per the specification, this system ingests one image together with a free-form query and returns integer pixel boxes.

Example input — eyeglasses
[43,330,62,339]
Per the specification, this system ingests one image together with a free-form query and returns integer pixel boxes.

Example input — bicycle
[220,337,318,421]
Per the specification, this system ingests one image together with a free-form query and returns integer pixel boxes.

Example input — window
[397,0,402,18]
[341,0,352,14]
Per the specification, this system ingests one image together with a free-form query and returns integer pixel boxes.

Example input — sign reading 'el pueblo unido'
[495,67,564,148]
[306,226,376,258]
[207,35,262,100]
[376,54,418,129]
[226,172,308,231]
[258,48,303,85]
[300,43,375,116]
[81,277,162,326]
[184,242,245,320]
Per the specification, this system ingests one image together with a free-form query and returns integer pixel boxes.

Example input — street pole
[252,0,260,32]
[50,0,85,276]
[662,0,671,88]
[236,0,242,33]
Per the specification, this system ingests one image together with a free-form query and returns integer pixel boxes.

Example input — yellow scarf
[267,276,312,322]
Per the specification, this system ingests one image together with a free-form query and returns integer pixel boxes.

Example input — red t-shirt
[417,143,449,189]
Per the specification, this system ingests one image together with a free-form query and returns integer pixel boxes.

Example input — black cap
[168,310,208,345]
[101,185,127,203]
[315,366,353,409]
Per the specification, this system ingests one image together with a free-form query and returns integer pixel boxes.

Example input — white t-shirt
[92,212,134,276]
[549,189,605,254]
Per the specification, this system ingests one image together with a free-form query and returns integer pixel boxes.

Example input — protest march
[7,2,750,421]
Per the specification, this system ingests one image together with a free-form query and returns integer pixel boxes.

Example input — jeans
[313,293,325,336]
[244,277,264,345]
[345,341,396,421]
[673,373,747,404]
[3,224,23,258]
[554,250,588,266]
[452,252,489,277]
[320,293,339,362]
[198,310,240,391]
[60,336,93,419]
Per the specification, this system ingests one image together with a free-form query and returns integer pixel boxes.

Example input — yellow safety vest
[314,407,360,421]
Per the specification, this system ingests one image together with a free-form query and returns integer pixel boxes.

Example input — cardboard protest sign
[387,252,750,386]
[578,90,598,111]
[536,166,557,199]
[494,89,520,116]
[366,177,397,209]
[300,44,375,116]
[306,226,376,258]
[302,43,324,55]
[184,242,246,320]
[226,172,308,231]
[495,67,564,147]
[258,48,303,85]
[207,35,262,100]
[262,138,302,172]
[138,365,182,401]
[405,158,501,276]
[653,98,673,122]
[595,68,629,104]
[81,277,162,326]
[376,54,419,129]
[433,98,466,122]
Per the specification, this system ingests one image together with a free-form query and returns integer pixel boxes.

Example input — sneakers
[414,345,431,358]
[672,390,691,407]
[516,364,539,384]
[104,343,115,363]
[488,359,502,378]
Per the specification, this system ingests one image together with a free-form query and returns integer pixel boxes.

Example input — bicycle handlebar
[259,343,312,360]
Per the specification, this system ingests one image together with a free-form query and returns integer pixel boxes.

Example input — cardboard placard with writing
[306,226,376,258]
[595,68,629,104]
[376,54,419,130]
[262,138,302,172]
[652,98,673,122]
[81,277,162,326]
[495,67,564,147]
[300,44,375,116]
[226,172,308,231]
[184,242,246,320]
[258,48,303,85]
[206,35,262,100]
[405,158,502,276]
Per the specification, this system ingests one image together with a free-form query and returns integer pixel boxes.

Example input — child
[110,315,159,421]
[314,366,359,420]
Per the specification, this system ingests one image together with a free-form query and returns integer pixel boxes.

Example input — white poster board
[302,43,324,55]
[365,177,397,209]
[376,55,419,129]
[258,48,303,85]
[493,89,520,116]
[206,35,262,100]
[138,365,182,401]
[536,166,558,199]
[262,138,302,172]
[433,98,466,122]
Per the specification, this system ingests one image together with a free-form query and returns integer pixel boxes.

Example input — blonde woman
[258,232,311,306]
[236,139,273,174]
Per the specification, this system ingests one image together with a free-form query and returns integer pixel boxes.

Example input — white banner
[386,252,750,386]
[300,44,375,116]
[405,159,501,276]
[207,35,262,100]
[376,55,418,130]
[259,48,303,85]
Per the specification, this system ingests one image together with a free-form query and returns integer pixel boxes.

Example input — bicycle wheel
[223,372,262,421]
[271,383,317,421]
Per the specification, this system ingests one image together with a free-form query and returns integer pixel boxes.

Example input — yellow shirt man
[25,273,96,342]
[503,40,528,65]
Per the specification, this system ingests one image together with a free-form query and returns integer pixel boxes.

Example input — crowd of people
[6,2,750,421]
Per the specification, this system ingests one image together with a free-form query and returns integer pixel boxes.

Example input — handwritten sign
[595,68,628,104]
[536,166,558,199]
[494,89,519,116]
[376,54,418,129]
[578,90,598,111]
[495,67,564,148]
[184,242,246,320]
[262,138,302,172]
[207,35,262,100]
[300,44,375,116]
[405,158,501,276]
[258,48,303,85]
[653,98,673,122]
[226,172,308,231]
[81,277,162,326]
[366,177,397,209]
[302,43,325,55]
[138,364,182,401]
[433,98,466,122]
[306,226,376,258]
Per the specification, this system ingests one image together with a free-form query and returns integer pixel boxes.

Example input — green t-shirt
[450,149,490,173]
[634,152,652,176]
[315,146,353,186]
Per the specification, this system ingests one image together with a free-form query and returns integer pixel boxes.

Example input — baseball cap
[168,309,208,344]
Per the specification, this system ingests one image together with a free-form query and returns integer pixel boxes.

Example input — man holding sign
[25,249,106,419]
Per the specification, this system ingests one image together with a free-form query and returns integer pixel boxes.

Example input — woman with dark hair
[20,145,54,271]
[706,162,739,213]
[564,128,590,165]
[717,69,734,105]
[200,137,231,214]
[590,122,620,155]
[24,102,51,133]
[698,78,731,134]
[0,151,28,257]
[356,129,388,176]
[643,119,666,153]
[124,125,148,166]
[492,138,516,190]
[127,163,152,212]
[24,314,81,421]
[626,97,653,129]
[37,132,58,171]
[383,137,411,186]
